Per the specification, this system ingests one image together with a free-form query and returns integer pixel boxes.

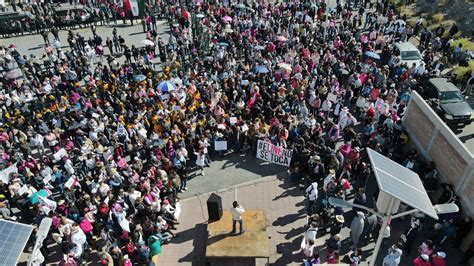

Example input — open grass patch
[428,19,455,31]
[453,61,474,80]
[432,13,445,23]
[450,38,474,51]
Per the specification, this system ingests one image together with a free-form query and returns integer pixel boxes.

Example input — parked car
[422,78,474,127]
[53,7,93,27]
[393,42,423,68]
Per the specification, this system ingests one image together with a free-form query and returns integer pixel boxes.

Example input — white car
[393,42,423,68]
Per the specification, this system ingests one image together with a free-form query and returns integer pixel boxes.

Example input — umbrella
[29,189,49,204]
[196,14,205,18]
[134,74,147,82]
[219,42,230,47]
[3,71,17,80]
[276,36,288,42]
[141,39,155,46]
[278,62,292,71]
[157,81,177,92]
[364,51,381,60]
[254,65,269,74]
[65,71,78,81]
[222,15,232,22]
[253,45,265,50]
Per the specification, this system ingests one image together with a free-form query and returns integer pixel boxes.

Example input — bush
[450,38,474,51]
[432,13,445,23]
[453,61,474,80]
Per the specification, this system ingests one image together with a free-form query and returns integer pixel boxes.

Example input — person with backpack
[305,182,318,214]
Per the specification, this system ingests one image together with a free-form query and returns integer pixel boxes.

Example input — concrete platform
[206,209,269,261]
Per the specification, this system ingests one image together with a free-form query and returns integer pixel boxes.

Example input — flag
[117,123,128,136]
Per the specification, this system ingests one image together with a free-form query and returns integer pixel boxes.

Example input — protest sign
[241,124,249,132]
[217,124,226,129]
[64,177,78,189]
[53,148,68,161]
[256,140,293,167]
[18,185,28,196]
[214,141,228,151]
[327,93,338,103]
[229,117,237,124]
[0,164,18,183]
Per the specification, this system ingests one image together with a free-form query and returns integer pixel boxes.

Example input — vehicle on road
[393,42,423,68]
[52,7,93,27]
[422,78,474,128]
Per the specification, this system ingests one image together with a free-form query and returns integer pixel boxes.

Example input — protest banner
[256,140,293,167]
[214,141,228,151]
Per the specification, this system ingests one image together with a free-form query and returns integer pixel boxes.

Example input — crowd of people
[0,0,473,265]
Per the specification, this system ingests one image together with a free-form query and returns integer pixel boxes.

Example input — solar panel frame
[367,148,438,219]
[0,220,34,266]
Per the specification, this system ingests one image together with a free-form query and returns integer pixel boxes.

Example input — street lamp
[328,199,459,265]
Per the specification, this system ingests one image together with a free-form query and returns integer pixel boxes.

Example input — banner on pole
[256,140,293,167]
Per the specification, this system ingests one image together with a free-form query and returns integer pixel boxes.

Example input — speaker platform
[206,209,269,264]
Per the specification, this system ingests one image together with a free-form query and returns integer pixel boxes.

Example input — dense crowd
[0,0,473,265]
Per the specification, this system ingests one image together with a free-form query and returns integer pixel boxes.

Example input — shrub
[450,38,474,51]
[432,13,445,23]
[453,61,474,80]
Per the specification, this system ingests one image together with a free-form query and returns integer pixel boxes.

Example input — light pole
[328,197,459,266]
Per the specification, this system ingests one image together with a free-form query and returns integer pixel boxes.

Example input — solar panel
[0,220,34,265]
[367,148,438,219]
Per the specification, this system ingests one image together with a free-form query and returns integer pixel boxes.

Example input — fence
[403,91,474,251]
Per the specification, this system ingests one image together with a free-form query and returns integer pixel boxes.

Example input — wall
[403,91,474,250]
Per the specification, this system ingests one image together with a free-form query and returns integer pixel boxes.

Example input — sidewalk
[158,174,308,265]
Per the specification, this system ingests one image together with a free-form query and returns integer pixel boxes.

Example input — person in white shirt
[305,182,318,213]
[304,222,318,242]
[230,201,245,234]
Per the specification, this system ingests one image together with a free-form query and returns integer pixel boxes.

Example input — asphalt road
[0,19,170,70]
[453,95,474,153]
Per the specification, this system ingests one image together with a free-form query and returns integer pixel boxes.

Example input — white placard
[43,175,52,184]
[0,165,18,183]
[18,185,28,196]
[214,141,228,151]
[64,177,77,189]
[217,124,226,129]
[327,93,338,103]
[159,94,170,101]
[256,140,293,167]
[174,202,182,220]
[241,124,249,132]
[230,117,237,124]
[53,148,68,161]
